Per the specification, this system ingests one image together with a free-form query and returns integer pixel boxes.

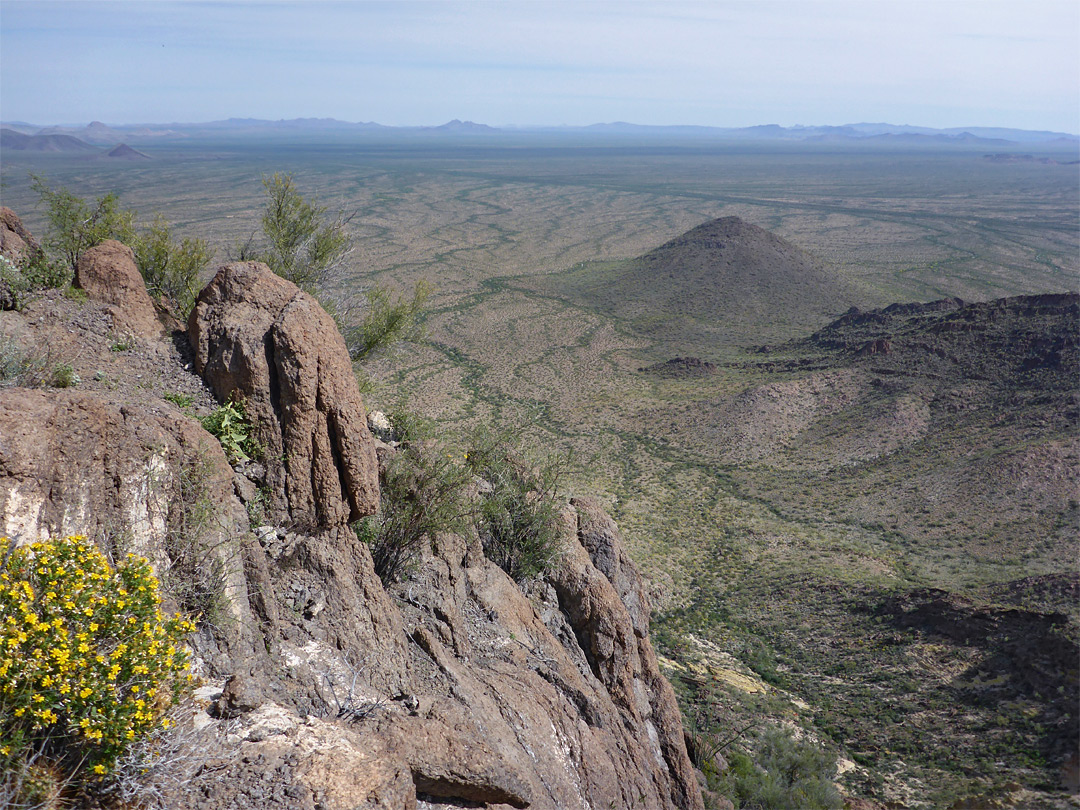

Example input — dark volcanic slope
[559,216,858,352]
[655,292,1079,579]
[0,128,97,152]
[106,143,151,160]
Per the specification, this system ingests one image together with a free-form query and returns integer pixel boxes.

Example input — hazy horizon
[2,116,1078,138]
[1,1,1077,134]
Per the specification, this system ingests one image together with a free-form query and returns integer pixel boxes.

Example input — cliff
[0,213,704,809]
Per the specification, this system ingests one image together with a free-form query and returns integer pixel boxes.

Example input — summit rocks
[188,261,379,528]
[0,215,704,810]
[75,239,164,340]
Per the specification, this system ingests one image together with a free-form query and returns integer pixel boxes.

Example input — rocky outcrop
[188,261,379,528]
[75,239,163,339]
[0,231,703,810]
[0,388,262,674]
[0,206,42,266]
[640,356,717,377]
[153,496,703,810]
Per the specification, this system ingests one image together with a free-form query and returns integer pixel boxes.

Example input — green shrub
[719,726,842,809]
[259,172,349,294]
[357,420,473,585]
[50,362,79,389]
[200,397,260,464]
[345,281,430,362]
[0,335,51,388]
[162,391,195,410]
[467,430,566,582]
[31,175,136,271]
[30,176,207,317]
[0,535,194,792]
[131,215,211,318]
[249,172,429,365]
[20,251,70,291]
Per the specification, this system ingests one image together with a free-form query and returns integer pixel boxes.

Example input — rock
[546,498,703,810]
[856,338,892,357]
[0,207,42,266]
[75,239,162,340]
[0,388,263,675]
[187,261,378,528]
[0,279,16,311]
[216,672,268,718]
[367,409,394,443]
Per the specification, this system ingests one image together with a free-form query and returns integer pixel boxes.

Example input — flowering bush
[0,535,194,784]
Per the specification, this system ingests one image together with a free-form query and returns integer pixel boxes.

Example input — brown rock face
[163,497,704,810]
[187,261,378,527]
[0,207,42,266]
[75,239,162,339]
[551,497,703,810]
[0,388,262,673]
[1,257,703,809]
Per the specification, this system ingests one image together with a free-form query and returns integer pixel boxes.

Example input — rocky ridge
[0,211,704,809]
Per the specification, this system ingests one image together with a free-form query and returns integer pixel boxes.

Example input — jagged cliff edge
[0,211,705,810]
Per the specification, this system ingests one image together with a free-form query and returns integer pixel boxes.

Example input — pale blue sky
[1,0,1077,132]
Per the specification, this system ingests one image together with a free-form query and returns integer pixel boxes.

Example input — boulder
[187,261,378,527]
[75,239,162,339]
[0,206,42,266]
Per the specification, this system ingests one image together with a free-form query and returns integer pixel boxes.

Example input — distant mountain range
[1,118,1076,147]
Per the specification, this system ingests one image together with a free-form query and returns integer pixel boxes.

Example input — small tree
[30,175,136,271]
[131,215,211,318]
[260,173,350,293]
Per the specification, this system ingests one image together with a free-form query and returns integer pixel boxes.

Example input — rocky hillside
[0,211,704,809]
[647,292,1078,570]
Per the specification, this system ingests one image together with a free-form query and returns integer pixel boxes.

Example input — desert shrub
[131,214,211,318]
[719,726,842,809]
[49,362,79,389]
[161,455,233,627]
[30,176,207,317]
[259,172,350,294]
[0,335,51,388]
[200,397,260,464]
[467,429,566,582]
[344,281,430,363]
[162,391,195,410]
[19,251,70,291]
[356,418,473,585]
[31,175,136,272]
[0,535,194,800]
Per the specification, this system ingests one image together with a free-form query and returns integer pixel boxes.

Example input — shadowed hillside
[0,127,97,152]
[646,292,1079,583]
